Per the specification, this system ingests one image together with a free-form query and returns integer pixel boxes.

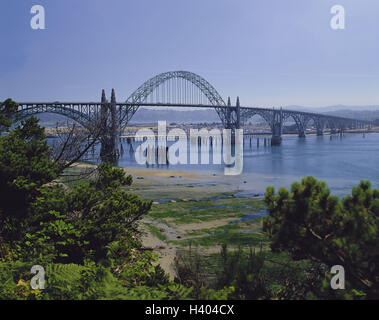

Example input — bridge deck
[17,102,372,124]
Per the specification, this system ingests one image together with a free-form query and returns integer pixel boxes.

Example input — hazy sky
[1,0,379,107]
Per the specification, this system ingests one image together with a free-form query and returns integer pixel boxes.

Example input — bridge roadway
[16,101,371,133]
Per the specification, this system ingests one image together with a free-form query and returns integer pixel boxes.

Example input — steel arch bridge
[14,70,372,156]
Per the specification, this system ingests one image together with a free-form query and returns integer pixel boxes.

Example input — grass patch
[148,197,265,225]
[172,220,269,247]
[145,224,166,241]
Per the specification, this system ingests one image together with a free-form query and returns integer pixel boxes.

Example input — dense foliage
[0,103,195,299]
[263,176,379,299]
[0,99,18,130]
[0,117,59,242]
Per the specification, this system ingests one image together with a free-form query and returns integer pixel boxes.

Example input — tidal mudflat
[123,168,269,279]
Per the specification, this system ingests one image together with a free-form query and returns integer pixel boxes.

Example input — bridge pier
[224,96,241,130]
[315,118,325,136]
[99,89,120,162]
[236,97,241,129]
[271,109,283,146]
[294,114,310,138]
[271,135,282,146]
[298,130,306,138]
[226,97,232,129]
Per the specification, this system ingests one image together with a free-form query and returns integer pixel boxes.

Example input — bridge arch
[121,71,228,129]
[240,109,273,129]
[15,106,92,129]
[282,113,312,137]
[324,118,340,133]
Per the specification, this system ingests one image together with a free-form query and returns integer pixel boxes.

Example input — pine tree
[263,176,379,298]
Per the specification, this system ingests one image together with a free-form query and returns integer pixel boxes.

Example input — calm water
[67,132,379,196]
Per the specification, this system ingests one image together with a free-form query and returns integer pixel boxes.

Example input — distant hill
[322,109,379,121]
[284,105,379,112]
[33,105,379,127]
[268,105,379,121]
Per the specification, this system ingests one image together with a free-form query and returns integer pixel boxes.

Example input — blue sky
[1,0,379,107]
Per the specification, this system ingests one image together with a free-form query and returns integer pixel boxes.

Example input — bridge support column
[223,96,241,130]
[315,118,325,136]
[236,97,241,129]
[271,109,282,146]
[222,97,242,144]
[298,130,306,138]
[271,135,282,146]
[100,89,120,163]
[110,88,120,158]
[294,114,310,138]
[226,97,232,129]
